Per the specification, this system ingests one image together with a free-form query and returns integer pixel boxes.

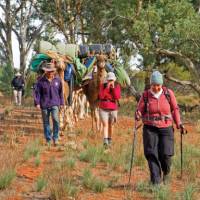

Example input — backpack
[143,87,172,114]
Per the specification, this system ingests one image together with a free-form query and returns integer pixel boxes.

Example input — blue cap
[150,71,163,85]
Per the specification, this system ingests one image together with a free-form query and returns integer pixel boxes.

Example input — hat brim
[107,77,116,81]
[42,67,56,72]
[15,73,21,76]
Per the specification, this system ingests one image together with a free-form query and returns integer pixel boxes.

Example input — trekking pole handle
[180,124,187,135]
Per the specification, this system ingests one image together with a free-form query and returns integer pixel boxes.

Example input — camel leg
[91,110,94,131]
[94,108,100,132]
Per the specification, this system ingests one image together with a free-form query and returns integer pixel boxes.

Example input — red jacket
[137,89,181,128]
[99,83,121,110]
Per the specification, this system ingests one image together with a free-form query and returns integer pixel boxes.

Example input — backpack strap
[143,87,173,114]
[143,90,149,114]
[162,87,173,112]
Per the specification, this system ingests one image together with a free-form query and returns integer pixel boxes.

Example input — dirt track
[0,106,199,200]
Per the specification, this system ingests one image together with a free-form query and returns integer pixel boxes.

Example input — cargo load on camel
[30,40,131,132]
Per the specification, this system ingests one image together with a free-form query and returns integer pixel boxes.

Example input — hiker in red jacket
[136,71,185,184]
[99,72,121,148]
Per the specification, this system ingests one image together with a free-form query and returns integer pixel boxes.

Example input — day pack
[143,87,172,113]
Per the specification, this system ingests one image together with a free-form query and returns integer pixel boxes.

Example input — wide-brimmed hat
[107,72,116,81]
[15,72,21,76]
[42,63,56,72]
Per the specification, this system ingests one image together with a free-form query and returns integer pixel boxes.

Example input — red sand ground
[0,107,199,200]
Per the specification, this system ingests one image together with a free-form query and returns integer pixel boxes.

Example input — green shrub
[82,168,92,188]
[65,158,76,169]
[36,176,47,192]
[182,184,197,200]
[23,139,41,161]
[49,177,79,199]
[82,168,107,193]
[153,185,171,200]
[172,145,200,180]
[79,144,105,167]
[34,155,41,167]
[0,169,16,190]
[92,178,106,193]
[0,64,14,95]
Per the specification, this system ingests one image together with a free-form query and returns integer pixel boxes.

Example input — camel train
[31,41,130,134]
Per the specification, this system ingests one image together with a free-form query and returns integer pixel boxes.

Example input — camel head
[96,55,106,69]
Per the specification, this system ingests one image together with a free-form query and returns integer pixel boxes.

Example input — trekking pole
[128,121,142,185]
[180,124,187,179]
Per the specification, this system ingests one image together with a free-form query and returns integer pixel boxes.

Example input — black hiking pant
[143,125,174,184]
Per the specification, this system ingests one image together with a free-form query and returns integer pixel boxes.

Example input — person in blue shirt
[34,63,64,146]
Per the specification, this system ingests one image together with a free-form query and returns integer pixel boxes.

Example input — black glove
[180,124,187,135]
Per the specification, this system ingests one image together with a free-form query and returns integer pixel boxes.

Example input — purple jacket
[34,75,64,109]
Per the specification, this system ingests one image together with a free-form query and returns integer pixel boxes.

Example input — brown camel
[82,55,107,131]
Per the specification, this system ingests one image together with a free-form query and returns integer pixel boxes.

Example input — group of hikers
[11,61,186,186]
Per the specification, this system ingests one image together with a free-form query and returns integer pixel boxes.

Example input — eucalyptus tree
[36,0,85,43]
[0,0,45,74]
[127,0,200,95]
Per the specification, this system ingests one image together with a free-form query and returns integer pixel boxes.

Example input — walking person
[99,72,121,148]
[11,72,25,106]
[135,71,184,184]
[34,63,64,146]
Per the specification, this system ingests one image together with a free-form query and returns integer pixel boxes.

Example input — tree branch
[26,22,45,54]
[0,18,6,33]
[0,4,6,13]
[156,48,199,78]
[135,0,143,18]
[164,73,200,96]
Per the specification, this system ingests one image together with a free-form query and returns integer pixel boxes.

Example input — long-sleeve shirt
[34,75,64,109]
[98,83,121,110]
[11,77,25,90]
[137,89,181,128]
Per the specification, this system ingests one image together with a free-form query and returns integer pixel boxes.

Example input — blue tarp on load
[64,63,73,81]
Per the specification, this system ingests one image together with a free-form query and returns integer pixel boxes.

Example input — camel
[82,55,107,131]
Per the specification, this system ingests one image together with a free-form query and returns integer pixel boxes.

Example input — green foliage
[182,184,197,200]
[82,168,107,193]
[49,177,79,199]
[24,71,37,97]
[34,155,41,167]
[64,158,76,170]
[153,185,171,200]
[172,144,200,181]
[23,139,41,161]
[36,176,47,192]
[136,181,171,199]
[0,64,14,95]
[0,169,16,190]
[78,144,105,167]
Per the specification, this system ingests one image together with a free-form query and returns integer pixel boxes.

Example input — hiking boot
[53,140,59,147]
[46,141,51,149]
[163,174,170,184]
[108,138,112,145]
[103,138,109,149]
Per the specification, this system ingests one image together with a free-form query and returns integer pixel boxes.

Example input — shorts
[99,108,118,124]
